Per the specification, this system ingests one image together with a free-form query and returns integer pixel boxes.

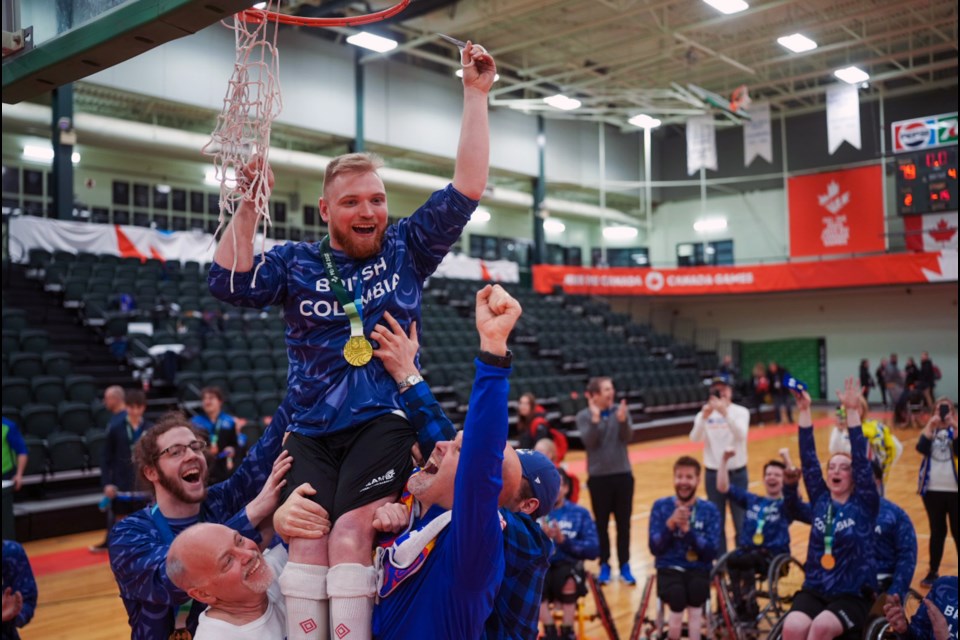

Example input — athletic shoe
[620,564,637,585]
[920,571,939,588]
[598,563,611,585]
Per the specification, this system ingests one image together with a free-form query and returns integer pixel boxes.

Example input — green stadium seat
[65,375,97,403]
[23,437,48,475]
[21,403,58,439]
[31,376,66,406]
[47,432,87,473]
[42,351,72,377]
[10,353,43,378]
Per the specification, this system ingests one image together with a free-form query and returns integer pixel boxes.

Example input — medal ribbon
[823,502,835,559]
[151,505,199,637]
[754,498,780,542]
[320,236,365,341]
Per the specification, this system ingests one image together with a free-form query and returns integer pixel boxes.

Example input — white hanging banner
[686,115,718,175]
[743,101,773,166]
[826,83,862,154]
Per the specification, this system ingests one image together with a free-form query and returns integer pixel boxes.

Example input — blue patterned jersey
[546,499,599,565]
[485,510,552,640]
[373,360,509,640]
[649,497,721,572]
[1,540,37,639]
[108,406,287,640]
[799,425,880,596]
[209,185,476,437]
[727,485,804,557]
[874,497,917,600]
[906,576,958,640]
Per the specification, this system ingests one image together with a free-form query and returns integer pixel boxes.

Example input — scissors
[437,33,487,55]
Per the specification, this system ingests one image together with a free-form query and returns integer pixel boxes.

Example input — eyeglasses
[156,440,207,460]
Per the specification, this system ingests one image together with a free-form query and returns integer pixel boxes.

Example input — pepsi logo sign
[897,122,931,149]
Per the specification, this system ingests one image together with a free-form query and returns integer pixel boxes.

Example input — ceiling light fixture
[693,217,728,232]
[346,32,398,53]
[628,114,662,129]
[834,66,869,84]
[543,94,582,111]
[469,208,491,224]
[777,33,818,53]
[22,145,80,164]
[702,0,749,15]
[602,225,638,240]
[543,219,566,234]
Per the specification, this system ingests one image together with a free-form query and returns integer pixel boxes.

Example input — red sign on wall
[788,165,886,257]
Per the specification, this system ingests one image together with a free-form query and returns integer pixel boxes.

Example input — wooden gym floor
[17,409,956,639]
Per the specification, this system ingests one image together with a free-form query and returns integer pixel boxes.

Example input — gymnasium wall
[607,283,959,400]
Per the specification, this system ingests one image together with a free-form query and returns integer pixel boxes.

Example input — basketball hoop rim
[238,0,410,27]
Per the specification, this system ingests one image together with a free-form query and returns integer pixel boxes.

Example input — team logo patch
[300,618,318,633]
[335,623,351,638]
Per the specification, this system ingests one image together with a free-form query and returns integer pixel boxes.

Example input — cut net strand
[239,0,410,27]
[202,0,283,292]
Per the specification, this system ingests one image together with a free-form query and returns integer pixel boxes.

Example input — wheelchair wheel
[767,555,804,615]
[765,615,785,640]
[711,575,742,640]
[629,574,657,640]
[863,589,925,640]
[587,571,621,640]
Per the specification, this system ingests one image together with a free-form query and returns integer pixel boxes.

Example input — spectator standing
[516,392,568,461]
[717,355,737,386]
[1,539,37,640]
[577,377,635,585]
[191,386,243,483]
[916,397,959,588]
[918,352,937,409]
[859,359,875,402]
[885,355,904,421]
[93,390,151,553]
[1,418,27,492]
[767,362,793,424]
[875,358,888,408]
[690,377,750,555]
[749,362,769,410]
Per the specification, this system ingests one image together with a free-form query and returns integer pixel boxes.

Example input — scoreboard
[896,147,958,215]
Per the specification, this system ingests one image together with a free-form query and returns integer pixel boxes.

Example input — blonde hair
[323,152,384,198]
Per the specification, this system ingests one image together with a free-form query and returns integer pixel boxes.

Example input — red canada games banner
[532,251,957,297]
[788,165,886,257]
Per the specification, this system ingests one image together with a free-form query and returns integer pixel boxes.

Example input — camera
[939,404,950,420]
[711,389,723,399]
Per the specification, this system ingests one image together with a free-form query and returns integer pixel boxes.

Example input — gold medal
[753,532,764,545]
[821,553,836,570]
[343,335,373,366]
[686,550,698,562]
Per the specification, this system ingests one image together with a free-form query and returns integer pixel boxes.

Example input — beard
[330,224,386,260]
[156,465,209,505]
[675,486,696,502]
[245,557,275,594]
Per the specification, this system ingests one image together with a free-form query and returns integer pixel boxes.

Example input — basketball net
[729,84,751,114]
[202,0,283,291]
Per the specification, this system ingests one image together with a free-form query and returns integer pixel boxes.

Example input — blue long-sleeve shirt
[874,497,917,600]
[546,499,599,565]
[649,497,720,572]
[107,406,287,640]
[727,484,807,557]
[209,185,475,438]
[373,359,509,640]
[901,576,958,640]
[1,540,37,640]
[398,378,457,463]
[799,425,880,596]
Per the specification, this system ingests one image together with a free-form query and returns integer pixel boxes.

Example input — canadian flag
[904,212,959,251]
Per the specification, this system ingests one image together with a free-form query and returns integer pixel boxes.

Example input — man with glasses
[108,412,292,640]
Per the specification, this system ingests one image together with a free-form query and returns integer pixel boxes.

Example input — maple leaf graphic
[817,181,849,214]
[929,218,957,243]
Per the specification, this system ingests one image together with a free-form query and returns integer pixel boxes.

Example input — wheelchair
[764,587,924,640]
[541,569,620,640]
[708,549,805,639]
[627,573,716,640]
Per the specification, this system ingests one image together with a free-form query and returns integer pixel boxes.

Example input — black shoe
[88,539,109,553]
[920,571,939,588]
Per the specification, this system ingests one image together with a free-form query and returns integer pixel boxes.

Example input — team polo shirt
[649,497,721,572]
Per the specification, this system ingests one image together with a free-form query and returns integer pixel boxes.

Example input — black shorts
[542,561,588,602]
[788,588,871,636]
[656,568,710,612]
[281,413,416,521]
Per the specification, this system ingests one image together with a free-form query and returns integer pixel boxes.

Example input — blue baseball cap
[516,449,561,518]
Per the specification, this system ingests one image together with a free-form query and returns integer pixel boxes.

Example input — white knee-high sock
[687,606,703,640]
[327,563,376,640]
[668,611,683,640]
[279,562,329,640]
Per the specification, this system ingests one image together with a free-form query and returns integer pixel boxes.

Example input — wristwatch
[478,349,513,368]
[396,374,424,392]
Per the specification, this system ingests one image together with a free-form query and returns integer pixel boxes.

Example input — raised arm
[451,43,496,200]
[795,390,826,503]
[212,158,274,272]
[839,378,879,516]
[717,448,734,494]
[616,399,632,443]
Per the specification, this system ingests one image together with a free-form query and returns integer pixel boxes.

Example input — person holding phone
[916,397,959,588]
[690,377,750,555]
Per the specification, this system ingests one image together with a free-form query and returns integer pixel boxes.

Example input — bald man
[167,522,325,639]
